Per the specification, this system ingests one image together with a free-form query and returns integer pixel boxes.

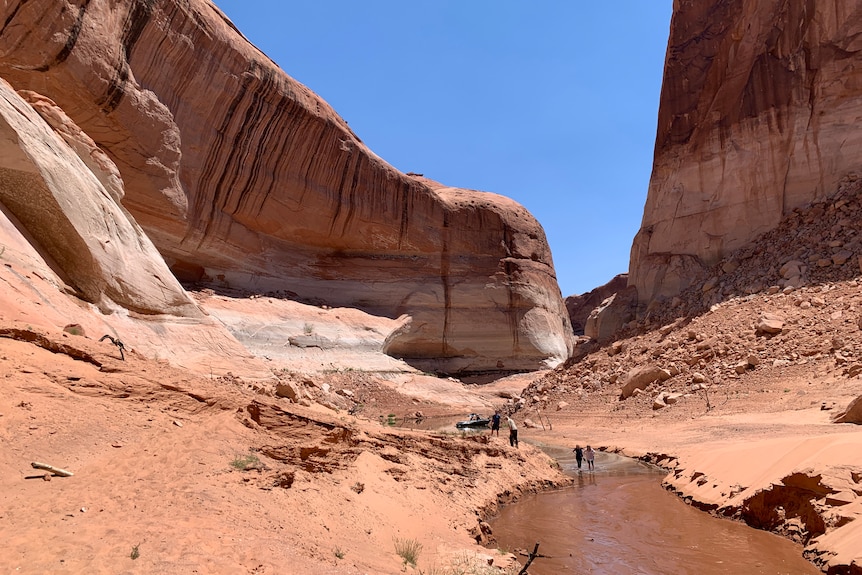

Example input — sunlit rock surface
[0,0,574,373]
[631,1,862,304]
[0,80,198,317]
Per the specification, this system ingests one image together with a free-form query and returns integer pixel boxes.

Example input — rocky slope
[515,182,862,574]
[630,0,862,307]
[0,0,573,374]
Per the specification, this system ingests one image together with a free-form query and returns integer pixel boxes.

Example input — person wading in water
[584,445,595,471]
[572,445,584,471]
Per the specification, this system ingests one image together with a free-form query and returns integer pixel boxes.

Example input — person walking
[490,412,501,437]
[572,445,584,471]
[506,416,518,448]
[584,445,595,471]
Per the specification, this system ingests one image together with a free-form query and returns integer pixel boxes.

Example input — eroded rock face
[631,1,862,304]
[0,80,198,317]
[0,0,573,372]
[566,273,628,335]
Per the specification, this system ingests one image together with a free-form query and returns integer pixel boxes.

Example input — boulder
[756,314,785,335]
[584,286,639,344]
[275,381,302,402]
[565,274,628,335]
[780,260,805,279]
[833,395,862,424]
[664,392,684,405]
[619,365,667,400]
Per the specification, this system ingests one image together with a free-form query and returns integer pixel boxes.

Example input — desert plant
[230,452,261,471]
[429,551,520,575]
[334,546,345,559]
[394,537,422,567]
[130,544,140,560]
[691,382,713,411]
[303,322,314,335]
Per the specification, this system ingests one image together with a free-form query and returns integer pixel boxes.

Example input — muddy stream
[489,447,820,575]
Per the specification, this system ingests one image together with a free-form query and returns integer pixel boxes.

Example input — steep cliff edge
[631,0,862,305]
[0,0,573,373]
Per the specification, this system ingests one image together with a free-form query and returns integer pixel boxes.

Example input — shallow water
[489,448,820,575]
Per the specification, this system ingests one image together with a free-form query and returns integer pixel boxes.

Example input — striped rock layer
[631,1,862,304]
[0,0,573,373]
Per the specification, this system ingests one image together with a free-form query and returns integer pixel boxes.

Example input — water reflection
[490,450,819,575]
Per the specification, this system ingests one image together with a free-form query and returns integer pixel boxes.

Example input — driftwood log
[98,334,126,360]
[518,542,540,575]
[31,462,74,477]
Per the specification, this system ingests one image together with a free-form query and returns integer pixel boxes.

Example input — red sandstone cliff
[0,0,573,373]
[631,0,862,305]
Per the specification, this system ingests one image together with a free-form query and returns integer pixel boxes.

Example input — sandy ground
[0,327,563,575]
[2,190,862,573]
[3,290,862,574]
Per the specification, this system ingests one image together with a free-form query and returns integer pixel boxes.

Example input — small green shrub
[303,322,314,335]
[230,452,261,471]
[394,537,422,567]
[130,544,140,560]
[334,546,345,559]
[380,414,399,426]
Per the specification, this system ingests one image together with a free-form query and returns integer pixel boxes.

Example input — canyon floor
[2,192,862,574]
[2,275,861,575]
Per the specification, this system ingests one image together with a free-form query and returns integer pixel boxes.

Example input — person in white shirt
[584,445,595,471]
[506,416,518,448]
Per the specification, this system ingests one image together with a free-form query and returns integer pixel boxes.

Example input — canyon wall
[0,0,573,373]
[0,80,198,318]
[631,0,862,304]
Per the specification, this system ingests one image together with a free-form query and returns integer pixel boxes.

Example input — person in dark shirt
[490,412,501,437]
[572,445,584,471]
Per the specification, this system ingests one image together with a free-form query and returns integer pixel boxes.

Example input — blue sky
[213,2,673,297]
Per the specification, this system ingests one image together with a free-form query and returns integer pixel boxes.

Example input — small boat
[455,414,490,429]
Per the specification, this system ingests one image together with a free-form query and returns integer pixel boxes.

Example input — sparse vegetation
[379,413,398,426]
[230,452,262,471]
[394,537,422,567]
[303,322,314,335]
[334,546,345,559]
[691,382,713,411]
[418,551,520,575]
[130,544,140,560]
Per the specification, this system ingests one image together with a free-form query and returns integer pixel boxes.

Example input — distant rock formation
[631,1,862,305]
[0,0,573,373]
[565,274,628,335]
